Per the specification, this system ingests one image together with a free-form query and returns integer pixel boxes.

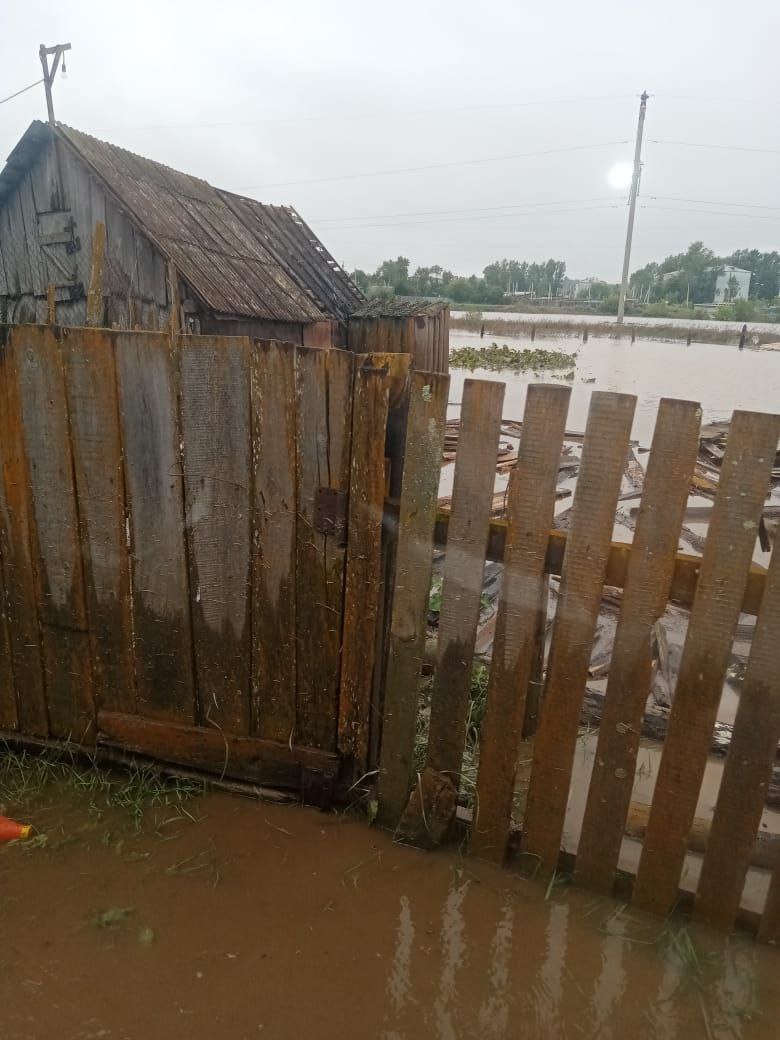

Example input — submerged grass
[450,342,578,372]
[0,743,203,826]
[413,664,490,809]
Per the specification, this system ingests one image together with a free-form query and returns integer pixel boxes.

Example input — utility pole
[617,91,648,324]
[39,42,71,124]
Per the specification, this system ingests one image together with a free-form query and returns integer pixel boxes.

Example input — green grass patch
[0,743,203,826]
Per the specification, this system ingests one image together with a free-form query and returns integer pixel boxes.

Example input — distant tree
[725,249,780,300]
[374,256,411,294]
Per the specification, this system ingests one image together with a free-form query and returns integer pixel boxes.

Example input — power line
[314,195,621,225]
[91,93,636,132]
[0,78,43,106]
[315,202,623,231]
[641,204,780,222]
[650,138,780,156]
[649,195,780,212]
[235,140,631,190]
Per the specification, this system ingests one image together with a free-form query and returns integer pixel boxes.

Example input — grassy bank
[451,314,780,346]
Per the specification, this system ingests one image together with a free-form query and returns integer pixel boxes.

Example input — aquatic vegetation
[450,342,578,372]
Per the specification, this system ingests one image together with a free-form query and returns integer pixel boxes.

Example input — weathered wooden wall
[0,325,393,802]
[0,137,171,329]
[347,307,450,374]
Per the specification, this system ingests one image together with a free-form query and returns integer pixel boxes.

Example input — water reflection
[379,868,774,1039]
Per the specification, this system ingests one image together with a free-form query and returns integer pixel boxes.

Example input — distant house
[0,121,363,344]
[713,266,751,305]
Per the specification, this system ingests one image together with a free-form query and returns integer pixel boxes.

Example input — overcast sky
[2,1,779,280]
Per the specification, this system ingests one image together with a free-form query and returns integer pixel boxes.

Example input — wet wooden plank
[251,340,297,742]
[338,361,390,771]
[760,860,780,943]
[97,711,338,794]
[115,331,195,723]
[62,328,135,716]
[180,335,252,734]
[295,347,354,750]
[575,398,701,894]
[695,534,780,930]
[14,326,94,743]
[0,334,47,734]
[430,512,769,615]
[471,385,571,863]
[376,371,450,827]
[0,558,15,730]
[522,391,636,873]
[426,379,505,778]
[633,409,780,917]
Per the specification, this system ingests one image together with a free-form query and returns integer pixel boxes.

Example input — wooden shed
[0,121,363,343]
[347,297,450,373]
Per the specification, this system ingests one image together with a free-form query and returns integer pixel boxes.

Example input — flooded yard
[446,329,780,444]
[2,777,779,1039]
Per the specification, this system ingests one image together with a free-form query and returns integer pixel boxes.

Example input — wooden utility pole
[39,42,71,124]
[617,91,649,324]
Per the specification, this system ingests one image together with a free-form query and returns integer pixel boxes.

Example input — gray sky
[2,0,779,280]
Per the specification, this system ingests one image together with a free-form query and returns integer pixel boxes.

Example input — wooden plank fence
[2,322,780,941]
[377,378,780,942]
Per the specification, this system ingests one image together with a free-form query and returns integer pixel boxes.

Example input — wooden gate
[0,324,399,804]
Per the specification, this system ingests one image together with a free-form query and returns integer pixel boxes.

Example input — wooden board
[295,347,354,750]
[760,861,780,943]
[180,336,252,733]
[470,385,571,863]
[0,555,15,730]
[429,510,769,616]
[338,361,390,771]
[426,379,505,777]
[0,333,47,734]
[115,331,195,723]
[251,341,298,742]
[14,326,94,743]
[695,531,780,930]
[62,328,135,715]
[575,398,701,893]
[521,391,636,873]
[97,711,338,797]
[376,371,450,827]
[633,409,780,916]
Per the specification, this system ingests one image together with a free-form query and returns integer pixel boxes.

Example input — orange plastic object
[0,816,32,843]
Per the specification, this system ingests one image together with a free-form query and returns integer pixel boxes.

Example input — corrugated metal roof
[0,122,364,323]
[222,194,363,321]
[351,297,449,319]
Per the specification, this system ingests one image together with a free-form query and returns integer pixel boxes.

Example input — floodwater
[447,330,780,445]
[452,309,780,335]
[2,790,779,1039]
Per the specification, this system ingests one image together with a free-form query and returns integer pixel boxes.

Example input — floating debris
[449,343,578,372]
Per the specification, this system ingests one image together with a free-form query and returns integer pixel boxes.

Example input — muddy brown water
[2,790,779,1039]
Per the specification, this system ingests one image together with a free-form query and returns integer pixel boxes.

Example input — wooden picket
[632,410,780,916]
[425,378,505,778]
[470,384,570,863]
[575,398,701,893]
[376,370,450,826]
[521,391,636,873]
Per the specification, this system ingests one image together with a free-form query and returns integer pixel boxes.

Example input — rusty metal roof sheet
[0,122,363,323]
[351,297,449,319]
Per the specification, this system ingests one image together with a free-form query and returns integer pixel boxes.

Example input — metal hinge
[312,486,348,546]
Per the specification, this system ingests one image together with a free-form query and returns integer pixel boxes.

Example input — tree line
[352,256,568,305]
[353,242,780,311]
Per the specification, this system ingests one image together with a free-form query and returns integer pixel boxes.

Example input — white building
[713,266,751,303]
